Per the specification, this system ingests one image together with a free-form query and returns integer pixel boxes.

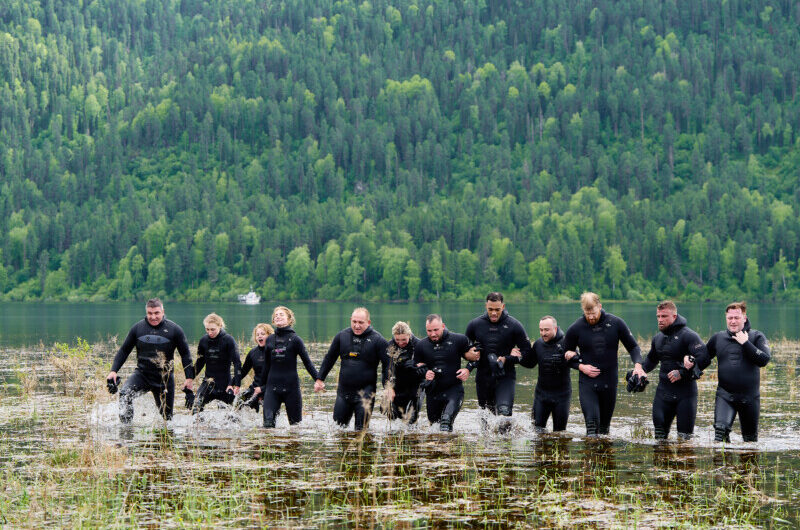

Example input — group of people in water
[106,292,770,442]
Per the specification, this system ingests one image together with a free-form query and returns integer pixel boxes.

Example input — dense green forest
[1,0,799,302]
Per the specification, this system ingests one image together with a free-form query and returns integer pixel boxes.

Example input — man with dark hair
[697,302,770,442]
[519,315,571,432]
[564,292,645,436]
[107,298,194,423]
[464,292,531,420]
[641,301,706,440]
[316,307,389,431]
[414,314,473,432]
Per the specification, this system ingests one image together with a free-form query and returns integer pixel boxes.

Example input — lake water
[2,300,799,347]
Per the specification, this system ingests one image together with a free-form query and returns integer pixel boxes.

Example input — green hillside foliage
[0,0,799,302]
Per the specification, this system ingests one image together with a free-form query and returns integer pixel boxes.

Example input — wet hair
[580,292,600,310]
[203,313,225,329]
[726,301,747,314]
[486,292,504,303]
[426,313,442,324]
[352,307,370,321]
[146,298,163,309]
[657,300,677,313]
[539,315,557,327]
[392,321,413,336]
[272,306,296,327]
[252,323,275,343]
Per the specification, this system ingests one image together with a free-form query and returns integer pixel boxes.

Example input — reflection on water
[1,343,800,527]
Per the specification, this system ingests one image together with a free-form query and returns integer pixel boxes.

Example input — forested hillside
[1,0,799,302]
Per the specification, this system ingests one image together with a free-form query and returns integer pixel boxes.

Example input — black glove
[183,388,195,409]
[106,376,120,394]
[625,370,649,393]
[487,353,506,379]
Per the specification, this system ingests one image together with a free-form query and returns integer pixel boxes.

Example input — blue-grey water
[0,300,798,347]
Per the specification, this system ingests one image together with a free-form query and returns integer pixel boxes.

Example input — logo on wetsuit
[273,335,288,361]
[348,336,365,358]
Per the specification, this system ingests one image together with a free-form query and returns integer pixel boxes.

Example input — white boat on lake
[237,291,261,305]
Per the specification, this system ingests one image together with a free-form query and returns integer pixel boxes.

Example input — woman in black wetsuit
[238,323,275,412]
[384,321,422,423]
[192,313,242,413]
[260,306,320,428]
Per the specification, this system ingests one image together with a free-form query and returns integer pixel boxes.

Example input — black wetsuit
[318,326,389,430]
[521,328,571,431]
[386,335,423,423]
[465,310,532,416]
[563,310,642,436]
[413,330,473,432]
[259,326,319,427]
[699,320,770,442]
[641,315,706,440]
[111,318,194,423]
[193,330,241,412]
[239,344,267,411]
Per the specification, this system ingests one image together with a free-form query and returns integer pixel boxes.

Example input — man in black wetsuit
[465,292,531,418]
[315,307,390,431]
[106,298,194,423]
[697,301,770,442]
[414,314,473,432]
[564,292,646,436]
[641,301,706,440]
[191,313,242,414]
[518,315,571,432]
[384,321,423,424]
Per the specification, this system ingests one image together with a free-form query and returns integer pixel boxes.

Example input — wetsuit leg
[737,395,760,442]
[578,380,601,436]
[532,388,552,430]
[193,380,213,414]
[494,376,516,417]
[284,384,303,425]
[333,390,356,428]
[597,383,617,435]
[674,389,698,439]
[118,371,151,424]
[476,374,497,413]
[713,388,737,442]
[150,373,174,420]
[426,389,445,424]
[393,392,418,424]
[652,388,678,440]
[352,387,376,431]
[262,388,282,428]
[551,391,570,432]
[438,385,465,432]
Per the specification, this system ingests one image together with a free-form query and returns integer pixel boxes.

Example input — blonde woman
[238,323,275,412]
[192,313,242,413]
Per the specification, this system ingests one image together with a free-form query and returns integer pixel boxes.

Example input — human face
[426,318,445,342]
[393,333,410,348]
[486,300,505,323]
[205,324,220,338]
[656,309,677,331]
[351,310,370,335]
[583,304,602,325]
[255,328,268,346]
[539,318,556,342]
[726,308,746,333]
[273,309,289,328]
[146,305,164,327]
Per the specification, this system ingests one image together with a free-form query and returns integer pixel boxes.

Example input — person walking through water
[697,301,770,442]
[384,321,423,424]
[316,307,389,431]
[238,323,275,412]
[106,298,194,423]
[191,313,242,413]
[563,292,646,436]
[260,306,320,428]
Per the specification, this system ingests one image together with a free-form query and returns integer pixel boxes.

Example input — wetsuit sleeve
[111,325,138,372]
[317,333,340,382]
[176,328,194,379]
[464,320,477,342]
[519,342,538,369]
[241,351,253,380]
[378,337,390,387]
[506,322,532,367]
[743,331,770,367]
[618,319,643,364]
[230,337,242,387]
[697,336,716,370]
[641,338,659,373]
[297,337,320,381]
[413,342,428,371]
[563,324,582,370]
[259,347,272,392]
[194,339,207,379]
